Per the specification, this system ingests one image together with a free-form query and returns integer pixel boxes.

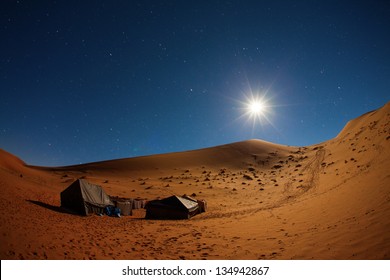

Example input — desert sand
[1,102,389,260]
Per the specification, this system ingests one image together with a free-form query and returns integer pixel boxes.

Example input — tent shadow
[26,200,147,218]
[27,200,69,214]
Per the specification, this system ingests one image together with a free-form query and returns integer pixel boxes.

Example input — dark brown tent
[145,195,201,219]
[60,179,114,215]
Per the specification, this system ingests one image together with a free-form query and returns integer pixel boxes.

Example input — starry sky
[1,0,389,166]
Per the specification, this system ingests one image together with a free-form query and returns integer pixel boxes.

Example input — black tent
[60,179,114,215]
[145,195,201,219]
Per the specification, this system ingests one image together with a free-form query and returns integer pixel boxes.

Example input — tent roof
[174,196,199,210]
[147,195,199,211]
[76,179,113,207]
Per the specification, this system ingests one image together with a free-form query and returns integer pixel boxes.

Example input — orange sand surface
[1,102,389,260]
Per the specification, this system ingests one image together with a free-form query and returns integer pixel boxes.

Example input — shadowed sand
[1,102,389,260]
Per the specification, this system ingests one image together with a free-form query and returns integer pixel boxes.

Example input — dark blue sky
[1,0,389,166]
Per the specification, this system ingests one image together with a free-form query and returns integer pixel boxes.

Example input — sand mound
[0,149,26,173]
[0,102,389,260]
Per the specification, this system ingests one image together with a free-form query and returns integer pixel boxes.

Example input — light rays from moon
[237,90,275,133]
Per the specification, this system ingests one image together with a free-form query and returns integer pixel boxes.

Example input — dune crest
[1,102,389,260]
[0,149,26,172]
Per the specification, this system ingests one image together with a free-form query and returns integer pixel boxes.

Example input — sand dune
[1,102,389,260]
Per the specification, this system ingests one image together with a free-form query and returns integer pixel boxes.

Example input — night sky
[1,1,389,166]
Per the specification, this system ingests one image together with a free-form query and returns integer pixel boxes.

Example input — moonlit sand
[0,102,389,260]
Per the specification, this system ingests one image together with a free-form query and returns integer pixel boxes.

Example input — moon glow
[248,100,265,116]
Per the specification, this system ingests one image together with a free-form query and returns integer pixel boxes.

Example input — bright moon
[238,93,273,128]
[246,97,269,120]
[238,91,275,129]
[248,100,265,115]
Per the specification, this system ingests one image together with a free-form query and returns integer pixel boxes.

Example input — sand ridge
[0,102,389,259]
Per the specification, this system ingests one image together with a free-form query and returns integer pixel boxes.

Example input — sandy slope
[0,102,389,260]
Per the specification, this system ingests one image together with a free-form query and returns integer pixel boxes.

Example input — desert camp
[2,0,390,269]
[61,179,206,219]
[0,102,389,259]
